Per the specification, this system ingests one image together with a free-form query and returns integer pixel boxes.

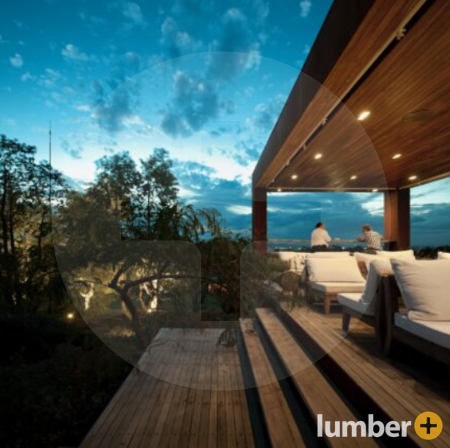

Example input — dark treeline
[0,135,249,320]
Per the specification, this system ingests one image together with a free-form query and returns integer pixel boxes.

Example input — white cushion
[395,313,450,349]
[359,259,393,314]
[275,252,306,273]
[438,252,450,260]
[310,282,366,294]
[306,252,350,258]
[392,259,450,321]
[337,293,374,316]
[306,257,365,283]
[376,250,415,260]
[354,253,383,271]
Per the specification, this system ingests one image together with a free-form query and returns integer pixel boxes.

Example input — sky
[1,0,449,247]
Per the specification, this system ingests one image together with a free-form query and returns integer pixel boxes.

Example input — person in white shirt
[311,222,332,252]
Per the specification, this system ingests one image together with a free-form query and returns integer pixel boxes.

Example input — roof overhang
[253,0,450,193]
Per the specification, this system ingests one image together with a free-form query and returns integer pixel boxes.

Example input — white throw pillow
[376,250,415,260]
[438,252,450,260]
[360,260,393,313]
[392,259,450,321]
[354,253,383,271]
[306,257,365,283]
[306,252,350,258]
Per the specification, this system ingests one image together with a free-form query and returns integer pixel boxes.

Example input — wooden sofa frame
[340,274,396,352]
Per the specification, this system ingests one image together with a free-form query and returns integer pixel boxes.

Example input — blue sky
[1,0,449,246]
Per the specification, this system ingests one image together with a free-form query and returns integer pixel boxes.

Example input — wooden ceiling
[255,0,450,191]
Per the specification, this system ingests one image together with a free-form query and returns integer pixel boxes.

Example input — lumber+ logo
[317,413,443,440]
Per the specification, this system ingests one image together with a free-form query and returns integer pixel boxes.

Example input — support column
[252,187,267,249]
[384,189,410,250]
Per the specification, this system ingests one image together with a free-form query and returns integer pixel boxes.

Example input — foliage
[0,312,130,448]
[0,135,69,314]
[415,245,450,259]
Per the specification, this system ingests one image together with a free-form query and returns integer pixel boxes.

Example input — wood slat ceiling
[270,0,450,191]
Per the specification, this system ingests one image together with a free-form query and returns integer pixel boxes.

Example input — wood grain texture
[240,319,306,448]
[79,329,254,448]
[257,308,377,448]
[278,303,450,448]
[254,0,450,191]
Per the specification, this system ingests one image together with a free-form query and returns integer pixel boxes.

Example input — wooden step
[280,305,450,448]
[256,308,378,448]
[240,319,306,448]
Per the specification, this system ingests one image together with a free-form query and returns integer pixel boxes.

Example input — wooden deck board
[79,328,254,448]
[280,304,450,448]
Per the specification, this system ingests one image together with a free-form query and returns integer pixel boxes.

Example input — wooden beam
[252,188,267,248]
[384,189,410,250]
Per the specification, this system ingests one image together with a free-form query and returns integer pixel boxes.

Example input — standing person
[311,222,332,252]
[357,224,383,253]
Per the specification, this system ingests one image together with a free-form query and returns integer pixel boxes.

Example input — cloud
[0,34,9,44]
[40,68,62,87]
[10,53,23,67]
[121,1,147,28]
[232,139,262,166]
[299,0,312,18]
[267,192,385,241]
[173,160,252,232]
[20,71,33,82]
[247,94,287,131]
[161,71,220,137]
[207,8,261,81]
[79,12,106,26]
[74,104,91,112]
[160,17,203,58]
[61,138,83,159]
[62,44,91,61]
[227,205,252,215]
[92,80,138,133]
[90,53,143,133]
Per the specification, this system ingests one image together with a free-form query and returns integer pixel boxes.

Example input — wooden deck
[80,328,254,448]
[80,306,450,448]
[277,302,450,448]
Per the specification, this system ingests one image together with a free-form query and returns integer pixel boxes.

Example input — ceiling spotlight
[277,188,282,192]
[350,175,358,180]
[314,153,323,160]
[357,111,371,121]
[392,154,402,160]
[372,189,379,192]
[409,175,418,181]
[291,174,298,180]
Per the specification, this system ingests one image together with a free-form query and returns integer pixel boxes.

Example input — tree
[0,135,68,312]
[137,148,178,239]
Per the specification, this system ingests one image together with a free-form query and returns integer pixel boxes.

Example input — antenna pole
[48,121,52,220]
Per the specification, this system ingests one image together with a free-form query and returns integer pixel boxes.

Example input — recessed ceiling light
[350,175,358,180]
[392,154,402,160]
[277,188,282,192]
[409,175,418,181]
[314,153,323,160]
[291,174,298,180]
[357,111,371,121]
[372,189,379,192]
